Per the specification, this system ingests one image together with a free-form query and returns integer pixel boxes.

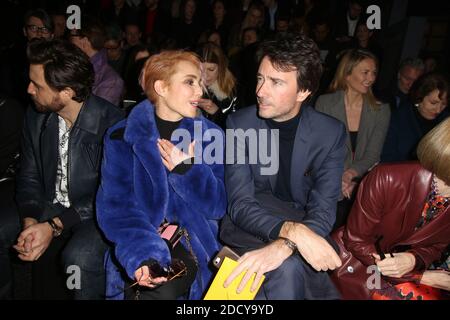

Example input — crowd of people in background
[0,0,449,300]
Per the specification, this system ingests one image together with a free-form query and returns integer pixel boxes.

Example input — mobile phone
[212,246,240,269]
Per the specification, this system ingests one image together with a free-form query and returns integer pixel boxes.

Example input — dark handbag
[330,227,373,300]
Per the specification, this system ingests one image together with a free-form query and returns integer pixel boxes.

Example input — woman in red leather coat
[331,118,450,300]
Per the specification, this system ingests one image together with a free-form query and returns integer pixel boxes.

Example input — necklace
[416,176,450,229]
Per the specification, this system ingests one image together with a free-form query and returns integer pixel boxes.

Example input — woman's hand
[372,252,416,278]
[134,265,167,288]
[197,98,219,115]
[342,168,358,199]
[420,270,450,291]
[157,139,195,171]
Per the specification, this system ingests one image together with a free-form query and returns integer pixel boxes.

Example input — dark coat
[331,163,450,299]
[16,95,124,226]
[96,100,227,299]
[381,101,449,162]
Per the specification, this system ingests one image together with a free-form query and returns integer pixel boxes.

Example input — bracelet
[46,218,63,237]
[278,237,298,255]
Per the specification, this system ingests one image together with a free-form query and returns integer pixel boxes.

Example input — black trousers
[0,180,20,299]
[125,243,198,300]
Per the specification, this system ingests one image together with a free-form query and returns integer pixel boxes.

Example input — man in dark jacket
[13,39,124,299]
[220,33,345,299]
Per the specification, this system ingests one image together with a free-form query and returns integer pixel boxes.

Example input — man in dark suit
[220,32,346,299]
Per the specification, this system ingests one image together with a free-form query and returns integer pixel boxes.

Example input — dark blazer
[315,90,390,176]
[96,100,227,300]
[16,95,124,228]
[331,163,450,299]
[220,105,346,299]
[221,105,346,245]
[381,101,450,162]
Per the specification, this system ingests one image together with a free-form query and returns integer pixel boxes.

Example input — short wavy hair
[410,72,449,105]
[27,39,94,102]
[142,50,201,104]
[257,32,322,97]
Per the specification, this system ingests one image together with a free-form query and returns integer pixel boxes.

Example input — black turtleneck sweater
[155,114,192,175]
[266,109,302,202]
[266,109,302,239]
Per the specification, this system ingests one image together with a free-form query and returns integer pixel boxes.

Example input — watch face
[47,219,62,237]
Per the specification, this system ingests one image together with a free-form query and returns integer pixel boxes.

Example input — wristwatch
[278,237,298,255]
[46,218,63,237]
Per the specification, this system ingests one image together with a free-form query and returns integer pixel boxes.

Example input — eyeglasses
[147,259,187,281]
[128,259,187,289]
[26,25,50,34]
[107,259,187,299]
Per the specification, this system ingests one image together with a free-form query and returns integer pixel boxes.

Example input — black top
[413,106,440,136]
[266,109,302,202]
[155,113,192,175]
[155,113,182,140]
[349,131,358,153]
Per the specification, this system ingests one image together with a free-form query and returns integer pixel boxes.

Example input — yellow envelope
[204,257,265,300]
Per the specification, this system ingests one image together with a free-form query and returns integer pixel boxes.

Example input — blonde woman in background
[315,49,390,229]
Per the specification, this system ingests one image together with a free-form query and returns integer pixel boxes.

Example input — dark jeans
[0,180,20,299]
[30,203,108,300]
[224,193,340,300]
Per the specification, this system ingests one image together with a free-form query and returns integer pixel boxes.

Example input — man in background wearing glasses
[23,9,54,41]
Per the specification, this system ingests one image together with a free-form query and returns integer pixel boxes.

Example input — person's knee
[258,256,306,299]
[61,223,108,273]
[275,255,306,280]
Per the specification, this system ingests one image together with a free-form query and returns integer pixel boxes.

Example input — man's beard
[33,95,65,113]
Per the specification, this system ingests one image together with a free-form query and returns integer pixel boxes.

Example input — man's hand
[372,252,416,278]
[281,222,342,272]
[224,239,292,293]
[420,270,450,291]
[157,139,195,171]
[13,222,54,261]
[23,217,38,229]
[13,218,38,258]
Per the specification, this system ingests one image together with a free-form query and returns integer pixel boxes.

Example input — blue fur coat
[96,100,227,299]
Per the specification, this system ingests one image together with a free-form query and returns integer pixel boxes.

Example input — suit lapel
[334,91,352,156]
[354,99,371,159]
[290,107,311,203]
[256,118,278,192]
[40,113,58,196]
[125,100,169,224]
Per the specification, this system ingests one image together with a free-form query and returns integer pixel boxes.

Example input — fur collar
[207,81,227,101]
